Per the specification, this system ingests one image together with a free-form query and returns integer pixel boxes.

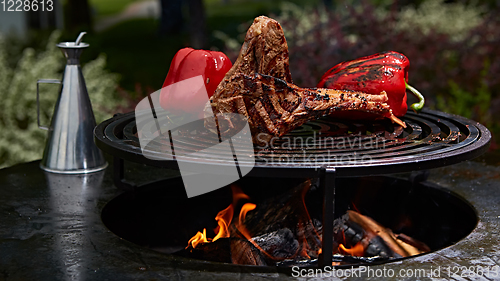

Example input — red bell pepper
[159,47,232,116]
[317,51,424,117]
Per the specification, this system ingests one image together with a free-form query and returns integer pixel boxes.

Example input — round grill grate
[95,109,491,177]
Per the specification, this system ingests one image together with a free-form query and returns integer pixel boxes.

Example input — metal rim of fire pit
[94,108,491,178]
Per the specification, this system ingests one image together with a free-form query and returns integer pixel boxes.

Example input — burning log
[242,180,317,234]
[341,220,364,246]
[347,210,426,257]
[347,210,408,257]
[230,238,267,265]
[179,237,266,265]
[396,233,431,254]
[335,218,398,259]
[252,228,299,260]
[333,215,391,258]
[180,178,429,266]
[241,179,323,260]
[179,237,232,263]
[363,235,398,258]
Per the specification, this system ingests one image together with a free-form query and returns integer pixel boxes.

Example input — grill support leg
[113,157,137,192]
[318,167,336,267]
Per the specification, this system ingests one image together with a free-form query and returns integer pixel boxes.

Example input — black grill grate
[95,109,490,177]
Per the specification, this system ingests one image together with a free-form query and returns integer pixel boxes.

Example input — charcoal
[243,180,314,236]
[178,238,232,263]
[178,237,266,265]
[252,228,299,259]
[364,236,400,258]
[241,179,323,259]
[344,221,365,245]
[230,238,267,265]
[332,213,349,234]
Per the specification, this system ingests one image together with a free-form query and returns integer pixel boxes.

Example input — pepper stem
[405,82,425,112]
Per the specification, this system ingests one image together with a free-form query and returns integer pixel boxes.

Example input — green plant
[0,31,122,169]
[394,0,486,42]
[436,64,492,124]
[89,0,140,17]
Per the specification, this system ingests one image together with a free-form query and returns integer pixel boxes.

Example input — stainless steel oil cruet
[37,32,107,173]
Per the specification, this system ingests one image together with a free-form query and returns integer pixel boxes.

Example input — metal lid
[56,32,89,64]
[56,42,89,48]
[56,32,89,48]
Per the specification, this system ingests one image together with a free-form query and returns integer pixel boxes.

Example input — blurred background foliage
[219,0,500,150]
[0,0,499,168]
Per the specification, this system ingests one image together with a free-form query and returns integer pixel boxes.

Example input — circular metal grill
[95,109,491,177]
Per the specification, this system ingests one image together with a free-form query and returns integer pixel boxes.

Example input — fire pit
[101,174,477,267]
[94,108,491,268]
[0,146,499,280]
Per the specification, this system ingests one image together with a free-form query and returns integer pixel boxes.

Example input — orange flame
[236,202,284,261]
[186,181,373,262]
[338,226,365,256]
[339,242,365,256]
[187,228,209,248]
[187,185,255,249]
[237,203,256,237]
[213,204,234,241]
[296,181,322,259]
[299,235,312,259]
[231,185,250,203]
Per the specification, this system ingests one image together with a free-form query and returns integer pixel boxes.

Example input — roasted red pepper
[317,51,424,117]
[159,48,232,116]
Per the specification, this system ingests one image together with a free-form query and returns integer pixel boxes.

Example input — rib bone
[211,73,399,144]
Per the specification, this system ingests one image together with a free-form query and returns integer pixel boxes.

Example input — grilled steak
[212,15,292,101]
[210,73,401,145]
[207,16,404,145]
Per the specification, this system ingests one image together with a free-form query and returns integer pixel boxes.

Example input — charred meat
[210,73,401,144]
[207,16,404,144]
